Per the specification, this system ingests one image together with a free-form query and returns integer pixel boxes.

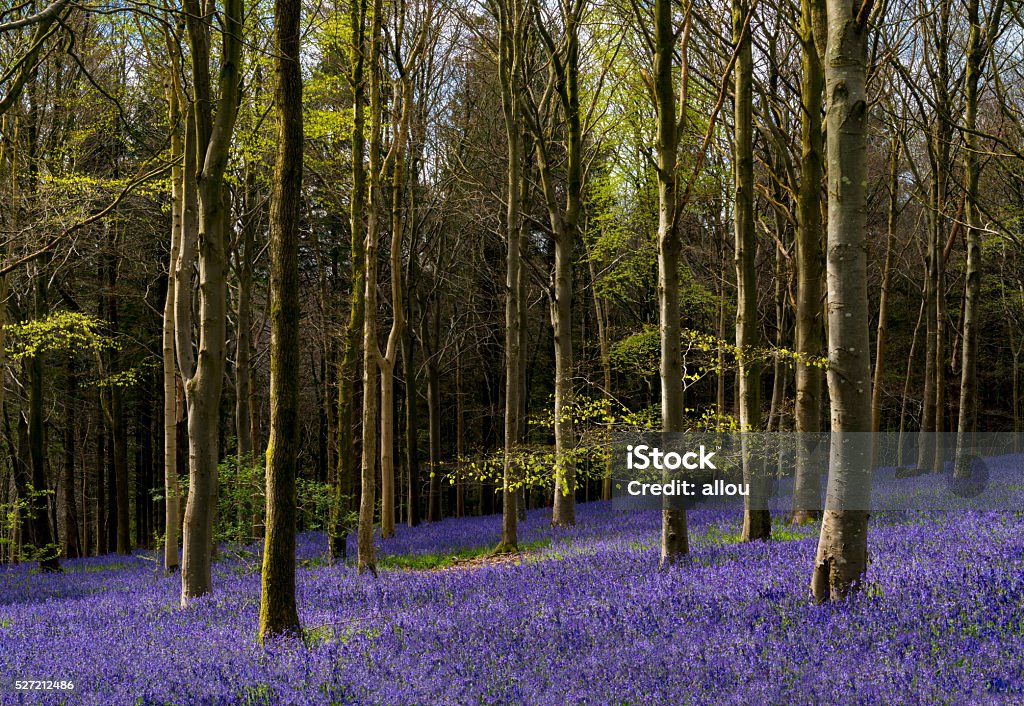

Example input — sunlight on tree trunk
[811,0,877,603]
[259,0,303,639]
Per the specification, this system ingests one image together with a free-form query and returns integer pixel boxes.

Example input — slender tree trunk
[0,117,10,473]
[380,358,395,532]
[357,0,385,574]
[259,0,303,637]
[426,327,442,521]
[767,238,786,432]
[329,0,368,561]
[871,135,899,470]
[492,0,524,552]
[535,8,582,526]
[515,138,530,524]
[62,361,81,559]
[811,0,876,603]
[954,0,1002,478]
[138,378,155,547]
[162,76,183,572]
[236,220,254,464]
[585,252,613,500]
[655,0,688,567]
[733,0,768,542]
[549,228,576,527]
[716,257,727,423]
[402,292,421,527]
[28,265,59,570]
[95,397,106,556]
[792,0,825,524]
[101,226,131,556]
[456,354,466,517]
[379,84,413,537]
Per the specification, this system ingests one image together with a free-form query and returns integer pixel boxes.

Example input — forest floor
[2,459,1024,705]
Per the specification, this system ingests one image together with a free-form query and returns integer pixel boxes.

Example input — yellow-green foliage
[3,311,117,361]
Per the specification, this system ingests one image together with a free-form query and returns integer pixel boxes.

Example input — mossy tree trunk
[328,0,368,562]
[259,0,303,639]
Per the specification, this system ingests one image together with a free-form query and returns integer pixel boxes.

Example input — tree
[378,0,431,538]
[178,0,244,606]
[356,0,386,574]
[527,0,587,528]
[654,0,689,567]
[954,0,1005,478]
[259,0,303,640]
[733,0,768,542]
[329,0,369,562]
[161,51,184,574]
[791,0,825,524]
[810,0,877,603]
[0,0,71,116]
[486,0,527,553]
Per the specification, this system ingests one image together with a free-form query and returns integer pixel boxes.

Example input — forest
[2,0,1024,702]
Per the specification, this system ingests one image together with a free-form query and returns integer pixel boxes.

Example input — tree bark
[28,265,59,570]
[489,0,524,552]
[871,134,899,468]
[180,0,243,606]
[655,0,689,567]
[357,0,385,574]
[733,0,768,542]
[531,1,583,528]
[62,360,81,559]
[379,67,415,537]
[810,0,876,603]
[259,0,303,638]
[792,0,826,523]
[329,0,368,561]
[402,298,421,526]
[954,0,1003,478]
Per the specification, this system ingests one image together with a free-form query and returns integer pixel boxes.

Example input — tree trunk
[954,0,1002,478]
[811,0,875,603]
[403,312,421,526]
[379,82,413,537]
[103,227,131,556]
[872,139,899,433]
[235,207,254,465]
[733,0,768,542]
[329,0,368,561]
[259,0,303,637]
[426,334,442,522]
[95,396,106,556]
[62,360,81,559]
[791,0,825,524]
[28,262,59,571]
[531,3,583,528]
[357,0,385,574]
[585,252,613,500]
[163,75,183,573]
[871,135,899,468]
[655,0,688,567]
[456,353,466,517]
[380,359,396,536]
[180,0,243,605]
[492,0,524,552]
[0,117,9,480]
